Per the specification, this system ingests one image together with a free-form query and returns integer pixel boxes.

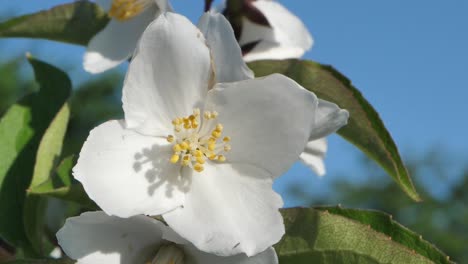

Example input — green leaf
[277,207,453,264]
[248,59,420,201]
[0,56,71,254]
[0,1,109,46]
[30,104,70,188]
[5,258,74,264]
[28,156,98,210]
[23,102,70,256]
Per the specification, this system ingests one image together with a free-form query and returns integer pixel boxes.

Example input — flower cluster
[57,1,348,263]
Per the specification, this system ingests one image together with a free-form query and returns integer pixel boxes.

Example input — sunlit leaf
[0,1,108,46]
[0,56,71,255]
[22,101,70,256]
[28,155,98,210]
[248,59,420,201]
[277,207,453,263]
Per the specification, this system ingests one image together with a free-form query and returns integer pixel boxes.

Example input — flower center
[109,0,153,21]
[166,108,231,173]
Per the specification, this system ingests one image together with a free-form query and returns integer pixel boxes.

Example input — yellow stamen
[211,130,221,138]
[173,144,182,152]
[208,143,216,151]
[180,141,189,150]
[167,108,230,172]
[224,144,231,152]
[218,155,226,162]
[196,156,205,164]
[170,154,180,164]
[194,163,204,172]
[182,156,191,166]
[166,135,174,143]
[109,0,152,21]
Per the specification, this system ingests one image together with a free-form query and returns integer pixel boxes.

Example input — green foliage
[0,1,108,45]
[289,150,468,263]
[28,155,97,210]
[0,58,36,115]
[248,59,420,201]
[30,104,70,188]
[0,56,71,255]
[5,258,74,264]
[64,72,123,156]
[277,207,452,264]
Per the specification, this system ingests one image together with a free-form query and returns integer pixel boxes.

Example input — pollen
[109,0,153,21]
[166,108,231,173]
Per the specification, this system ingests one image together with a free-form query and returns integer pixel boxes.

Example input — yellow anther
[196,156,205,164]
[168,108,231,170]
[211,130,221,138]
[215,124,223,131]
[180,141,189,150]
[218,155,226,162]
[170,154,180,164]
[109,0,150,21]
[173,144,182,152]
[172,118,182,126]
[208,143,216,151]
[194,150,203,157]
[194,163,204,172]
[182,156,191,166]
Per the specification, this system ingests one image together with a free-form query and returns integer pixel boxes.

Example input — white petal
[84,5,159,73]
[299,138,328,176]
[309,99,349,140]
[240,0,313,61]
[163,164,284,257]
[242,38,309,62]
[204,74,318,177]
[73,120,187,218]
[198,12,254,83]
[56,211,163,264]
[184,245,278,264]
[159,219,279,263]
[122,13,212,136]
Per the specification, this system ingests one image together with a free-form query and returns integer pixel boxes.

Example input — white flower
[206,7,346,176]
[57,211,278,264]
[235,0,313,62]
[74,12,347,256]
[84,0,171,73]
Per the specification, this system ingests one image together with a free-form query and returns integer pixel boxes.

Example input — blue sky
[1,1,467,206]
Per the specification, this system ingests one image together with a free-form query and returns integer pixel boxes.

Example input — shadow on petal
[132,143,191,199]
